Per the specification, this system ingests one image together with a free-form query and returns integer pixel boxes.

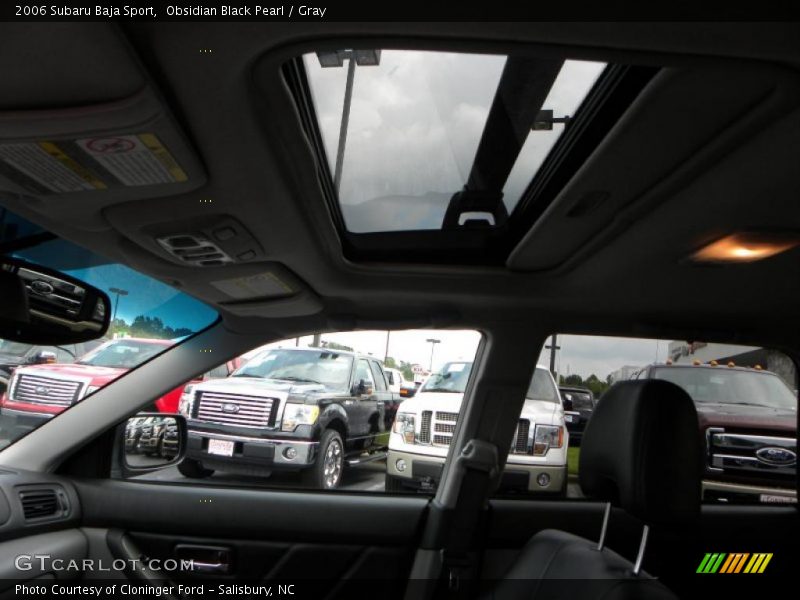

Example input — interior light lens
[691,233,799,264]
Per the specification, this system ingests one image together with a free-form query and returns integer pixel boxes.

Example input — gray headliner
[0,23,798,487]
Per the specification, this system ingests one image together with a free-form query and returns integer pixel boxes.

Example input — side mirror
[31,350,57,365]
[354,379,373,396]
[120,412,187,475]
[0,257,111,345]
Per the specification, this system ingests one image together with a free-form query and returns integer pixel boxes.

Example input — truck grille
[707,430,797,479]
[511,419,531,454]
[195,391,277,429]
[11,374,82,407]
[432,411,459,447]
[418,411,432,444]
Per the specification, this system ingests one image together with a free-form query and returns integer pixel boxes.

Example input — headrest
[579,379,701,525]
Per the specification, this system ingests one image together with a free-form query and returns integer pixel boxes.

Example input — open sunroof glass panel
[303,50,607,234]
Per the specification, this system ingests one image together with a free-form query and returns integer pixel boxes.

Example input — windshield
[77,339,172,369]
[422,362,473,393]
[233,349,354,390]
[0,340,33,356]
[653,367,797,410]
[527,368,559,403]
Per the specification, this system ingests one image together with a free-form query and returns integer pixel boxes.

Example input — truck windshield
[652,367,797,410]
[0,341,33,356]
[527,368,559,403]
[77,340,171,369]
[422,362,473,393]
[233,349,354,390]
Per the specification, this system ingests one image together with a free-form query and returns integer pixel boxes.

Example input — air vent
[156,234,235,267]
[19,487,68,521]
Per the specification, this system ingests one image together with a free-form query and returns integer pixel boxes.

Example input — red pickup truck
[0,337,241,440]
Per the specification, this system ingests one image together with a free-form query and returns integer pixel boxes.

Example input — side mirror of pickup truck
[29,350,57,365]
[354,379,374,396]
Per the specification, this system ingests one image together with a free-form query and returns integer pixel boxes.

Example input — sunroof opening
[303,50,607,234]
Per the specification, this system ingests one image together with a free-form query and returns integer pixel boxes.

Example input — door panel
[0,530,87,592]
[74,480,427,543]
[71,480,427,598]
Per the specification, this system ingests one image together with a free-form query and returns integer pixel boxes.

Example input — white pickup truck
[386,362,568,495]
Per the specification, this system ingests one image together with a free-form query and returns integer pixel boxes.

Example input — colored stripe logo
[697,553,772,574]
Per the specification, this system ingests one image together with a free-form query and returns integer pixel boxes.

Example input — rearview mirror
[0,257,110,345]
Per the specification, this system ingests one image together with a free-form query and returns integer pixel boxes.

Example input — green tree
[109,318,130,338]
[398,361,415,382]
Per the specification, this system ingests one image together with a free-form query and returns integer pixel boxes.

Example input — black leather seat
[486,379,702,600]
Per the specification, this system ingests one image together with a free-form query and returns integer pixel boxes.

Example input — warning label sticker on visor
[0,133,188,194]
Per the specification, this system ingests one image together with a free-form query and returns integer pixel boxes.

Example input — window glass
[124,329,481,494]
[304,50,606,232]
[369,361,387,391]
[235,348,354,391]
[208,363,231,379]
[504,335,798,505]
[355,359,375,388]
[0,209,218,449]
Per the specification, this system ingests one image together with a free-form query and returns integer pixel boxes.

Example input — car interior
[0,22,799,600]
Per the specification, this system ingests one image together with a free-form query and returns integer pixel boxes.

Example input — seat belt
[439,439,499,595]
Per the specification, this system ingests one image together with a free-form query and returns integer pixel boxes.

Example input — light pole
[384,331,391,363]
[317,49,381,192]
[426,338,441,372]
[108,287,129,323]
[545,334,561,378]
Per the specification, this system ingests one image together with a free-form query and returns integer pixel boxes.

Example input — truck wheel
[177,458,214,479]
[385,475,406,493]
[302,429,344,490]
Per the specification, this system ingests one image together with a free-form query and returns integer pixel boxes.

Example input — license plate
[564,414,574,423]
[760,494,797,504]
[207,439,234,457]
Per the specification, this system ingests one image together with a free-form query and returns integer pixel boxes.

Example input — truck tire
[178,458,214,478]
[385,475,406,493]
[302,429,344,490]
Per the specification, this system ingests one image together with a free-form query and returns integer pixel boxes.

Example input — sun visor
[0,24,205,204]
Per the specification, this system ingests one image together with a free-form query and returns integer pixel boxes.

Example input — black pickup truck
[177,346,399,489]
[633,362,797,503]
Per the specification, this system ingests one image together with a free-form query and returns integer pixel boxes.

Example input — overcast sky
[305,50,605,232]
[247,330,663,381]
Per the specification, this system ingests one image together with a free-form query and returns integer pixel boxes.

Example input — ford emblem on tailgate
[756,447,797,466]
[222,403,240,414]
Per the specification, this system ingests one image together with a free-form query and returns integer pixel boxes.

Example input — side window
[385,370,395,385]
[491,334,798,506]
[369,361,387,391]
[355,359,375,389]
[207,363,230,379]
[119,329,481,495]
[53,346,76,363]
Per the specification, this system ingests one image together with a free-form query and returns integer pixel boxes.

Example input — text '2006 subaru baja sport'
[387,362,568,495]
